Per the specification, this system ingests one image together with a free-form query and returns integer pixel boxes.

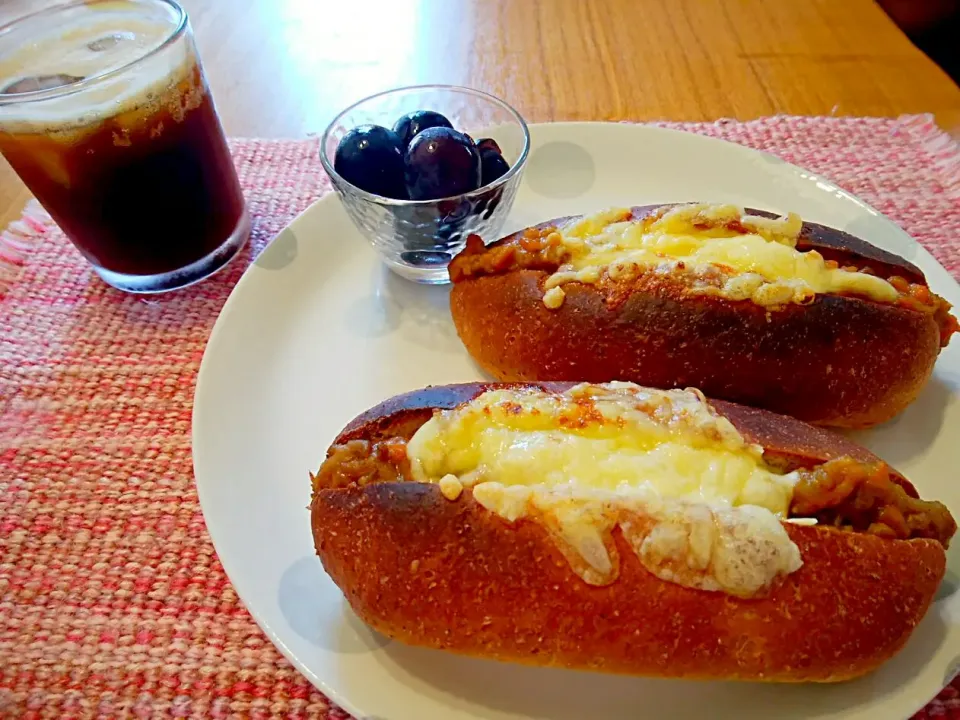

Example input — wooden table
[1,0,959,231]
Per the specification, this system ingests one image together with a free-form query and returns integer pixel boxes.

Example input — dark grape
[333,125,406,198]
[475,137,502,155]
[403,127,481,201]
[393,110,453,149]
[479,147,510,186]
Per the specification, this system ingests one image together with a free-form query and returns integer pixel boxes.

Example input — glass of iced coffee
[0,0,249,293]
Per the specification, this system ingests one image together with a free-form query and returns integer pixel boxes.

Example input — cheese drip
[540,203,898,309]
[407,382,804,597]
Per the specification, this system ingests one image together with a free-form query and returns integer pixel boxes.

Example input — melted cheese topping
[406,382,803,597]
[541,203,898,309]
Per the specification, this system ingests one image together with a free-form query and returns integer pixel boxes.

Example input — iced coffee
[0,0,249,293]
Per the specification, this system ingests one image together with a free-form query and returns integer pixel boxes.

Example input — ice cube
[87,32,136,52]
[1,74,83,94]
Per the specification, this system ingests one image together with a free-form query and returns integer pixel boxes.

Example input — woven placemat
[1,115,959,719]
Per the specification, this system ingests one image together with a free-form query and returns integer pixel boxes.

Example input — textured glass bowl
[319,85,530,284]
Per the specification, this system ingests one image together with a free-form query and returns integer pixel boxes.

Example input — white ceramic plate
[193,122,960,720]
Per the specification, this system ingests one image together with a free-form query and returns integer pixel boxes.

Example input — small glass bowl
[319,84,530,284]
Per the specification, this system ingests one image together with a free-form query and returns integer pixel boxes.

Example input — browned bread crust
[448,205,955,428]
[310,383,947,682]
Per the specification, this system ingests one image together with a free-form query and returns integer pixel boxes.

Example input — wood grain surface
[0,0,958,231]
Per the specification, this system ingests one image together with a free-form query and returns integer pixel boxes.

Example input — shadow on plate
[373,610,947,720]
[846,374,955,468]
[937,543,960,603]
[524,141,596,200]
[938,568,960,603]
[466,355,497,382]
[343,264,462,352]
[278,555,390,654]
[342,277,403,340]
[255,227,299,270]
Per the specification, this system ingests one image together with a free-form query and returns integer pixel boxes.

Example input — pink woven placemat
[1,115,959,720]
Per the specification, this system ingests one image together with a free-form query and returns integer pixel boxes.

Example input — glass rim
[318,83,531,207]
[0,0,188,107]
